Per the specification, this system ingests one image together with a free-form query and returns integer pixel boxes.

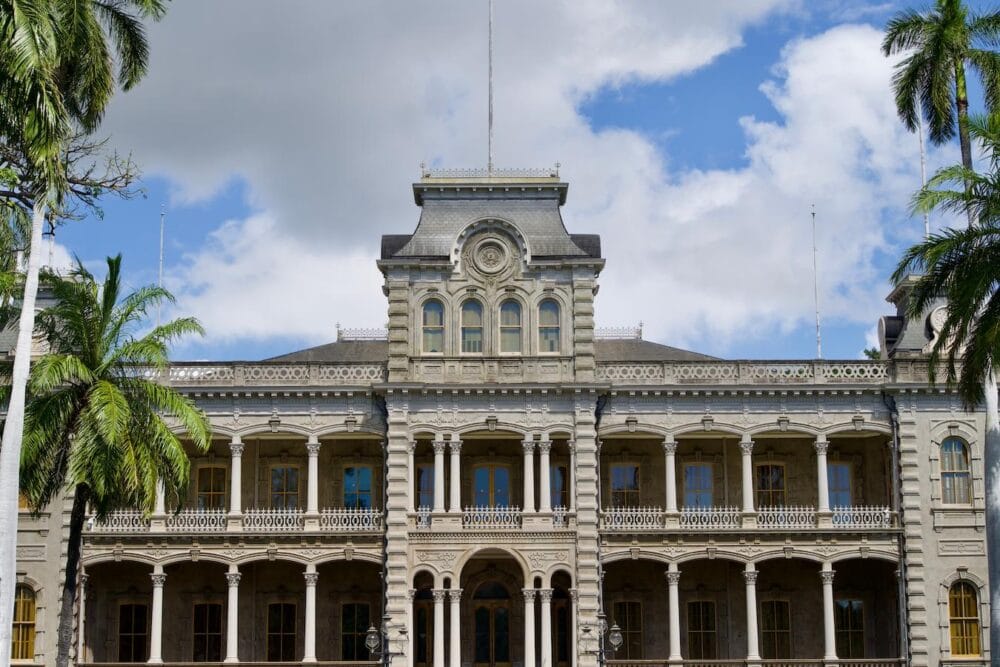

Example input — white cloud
[99,4,942,356]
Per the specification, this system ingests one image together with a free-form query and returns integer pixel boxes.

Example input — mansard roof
[266,338,714,363]
[380,171,601,261]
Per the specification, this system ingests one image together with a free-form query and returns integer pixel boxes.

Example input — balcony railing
[463,505,522,529]
[831,505,894,529]
[600,506,664,531]
[87,510,150,533]
[606,660,905,667]
[164,508,228,532]
[679,506,741,529]
[757,505,817,529]
[242,507,305,532]
[319,507,382,531]
[595,360,889,386]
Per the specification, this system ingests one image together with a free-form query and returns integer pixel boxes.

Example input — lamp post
[366,613,403,667]
[584,612,622,667]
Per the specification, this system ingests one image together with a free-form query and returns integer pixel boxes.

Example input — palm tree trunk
[0,200,46,666]
[55,485,89,667]
[955,60,976,228]
[984,369,1000,664]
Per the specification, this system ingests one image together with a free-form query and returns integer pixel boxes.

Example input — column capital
[432,589,447,602]
[814,438,829,455]
[522,439,536,454]
[448,588,463,601]
[304,572,319,586]
[743,570,758,585]
[433,440,447,454]
[662,438,678,456]
[150,572,167,587]
[820,570,835,585]
[665,571,681,585]
[538,588,554,602]
[306,441,321,456]
[225,572,242,587]
[229,441,245,457]
[449,440,462,454]
[567,440,576,454]
[569,588,578,601]
[739,435,755,455]
[408,441,417,454]
[407,588,416,601]
[522,588,537,601]
[538,441,552,455]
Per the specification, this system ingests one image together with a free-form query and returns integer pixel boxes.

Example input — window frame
[611,600,643,659]
[550,464,569,510]
[266,601,297,662]
[421,299,446,355]
[754,462,787,508]
[118,602,150,663]
[941,437,973,506]
[195,464,228,511]
[192,601,224,662]
[609,463,641,508]
[682,462,714,509]
[460,299,485,355]
[827,461,853,509]
[538,299,561,354]
[11,584,35,662]
[686,599,717,660]
[342,601,373,661]
[343,464,375,509]
[949,581,982,657]
[834,598,864,659]
[473,463,513,507]
[759,599,792,659]
[498,299,523,354]
[416,463,435,510]
[269,464,301,510]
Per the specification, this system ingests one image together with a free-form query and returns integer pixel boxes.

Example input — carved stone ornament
[527,551,569,570]
[743,570,758,585]
[474,239,508,274]
[417,551,458,568]
[225,572,242,586]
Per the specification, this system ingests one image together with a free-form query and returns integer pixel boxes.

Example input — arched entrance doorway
[473,582,512,667]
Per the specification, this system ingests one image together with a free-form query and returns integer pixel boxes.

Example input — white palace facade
[12,170,993,667]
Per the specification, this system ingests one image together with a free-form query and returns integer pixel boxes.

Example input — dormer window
[539,299,561,353]
[422,300,444,353]
[500,300,522,353]
[461,300,484,353]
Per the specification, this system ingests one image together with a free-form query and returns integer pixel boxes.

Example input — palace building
[12,169,992,667]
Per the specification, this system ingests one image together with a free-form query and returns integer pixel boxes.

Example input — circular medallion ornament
[473,239,509,275]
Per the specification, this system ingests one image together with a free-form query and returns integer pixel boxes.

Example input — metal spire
[157,204,165,328]
[488,0,494,174]
[811,204,822,359]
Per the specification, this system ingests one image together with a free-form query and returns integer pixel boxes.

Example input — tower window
[422,300,445,353]
[539,300,560,352]
[461,300,484,353]
[499,300,522,353]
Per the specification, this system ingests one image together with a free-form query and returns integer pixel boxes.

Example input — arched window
[461,300,483,353]
[941,437,972,504]
[11,585,35,660]
[499,300,522,353]
[422,300,444,353]
[949,581,982,656]
[539,300,561,353]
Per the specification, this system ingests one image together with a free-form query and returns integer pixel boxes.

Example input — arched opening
[473,582,512,667]
[457,552,529,667]
[413,572,436,667]
[551,571,573,667]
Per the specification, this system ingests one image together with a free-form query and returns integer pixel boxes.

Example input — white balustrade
[600,506,664,531]
[88,511,150,533]
[164,508,227,532]
[757,505,817,529]
[318,507,383,531]
[552,505,568,528]
[416,505,432,529]
[678,506,741,529]
[831,505,894,529]
[596,360,889,386]
[462,505,522,529]
[242,507,305,532]
[144,362,387,387]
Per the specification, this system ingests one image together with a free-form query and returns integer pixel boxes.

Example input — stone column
[815,435,832,528]
[225,566,241,663]
[569,589,578,667]
[539,589,553,667]
[523,439,536,513]
[407,442,417,512]
[568,441,577,512]
[306,435,321,515]
[449,438,463,513]
[407,589,416,667]
[433,441,447,513]
[154,480,166,515]
[228,438,244,530]
[77,571,88,663]
[821,563,837,660]
[663,435,678,512]
[666,564,682,662]
[149,566,166,664]
[433,589,446,667]
[303,565,318,662]
[744,565,760,662]
[538,439,552,512]
[523,589,537,667]
[739,434,756,528]
[449,588,462,667]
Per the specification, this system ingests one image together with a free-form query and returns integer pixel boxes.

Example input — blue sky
[50,1,988,361]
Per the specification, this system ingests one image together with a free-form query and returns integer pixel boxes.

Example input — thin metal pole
[811,204,822,359]
[917,99,930,239]
[157,204,165,328]
[488,0,494,174]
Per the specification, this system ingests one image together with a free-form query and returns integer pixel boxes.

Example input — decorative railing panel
[831,505,894,529]
[679,506,741,530]
[600,506,664,531]
[552,505,568,528]
[462,506,522,529]
[596,361,889,386]
[757,506,816,529]
[242,507,305,532]
[88,511,149,533]
[422,166,559,178]
[164,509,227,533]
[415,506,432,529]
[145,362,387,387]
[605,661,904,667]
[319,507,383,531]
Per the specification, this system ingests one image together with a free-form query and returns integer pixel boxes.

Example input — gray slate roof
[267,339,715,363]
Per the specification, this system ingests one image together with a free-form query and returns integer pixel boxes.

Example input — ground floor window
[118,603,149,662]
[687,600,717,659]
[611,601,643,659]
[949,581,982,656]
[414,590,434,667]
[760,600,791,659]
[342,602,372,660]
[834,599,864,658]
[267,602,296,661]
[11,585,35,660]
[193,602,223,662]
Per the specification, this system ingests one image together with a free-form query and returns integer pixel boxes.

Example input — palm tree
[0,1,166,658]
[19,255,211,667]
[894,113,1000,662]
[882,0,1000,227]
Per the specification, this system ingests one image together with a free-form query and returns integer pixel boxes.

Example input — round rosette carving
[471,236,510,275]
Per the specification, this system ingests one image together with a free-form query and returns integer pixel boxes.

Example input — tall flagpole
[488,0,494,174]
[811,204,822,359]
[917,99,930,239]
[157,204,165,328]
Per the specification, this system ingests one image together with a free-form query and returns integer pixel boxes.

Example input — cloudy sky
[53,0,983,361]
